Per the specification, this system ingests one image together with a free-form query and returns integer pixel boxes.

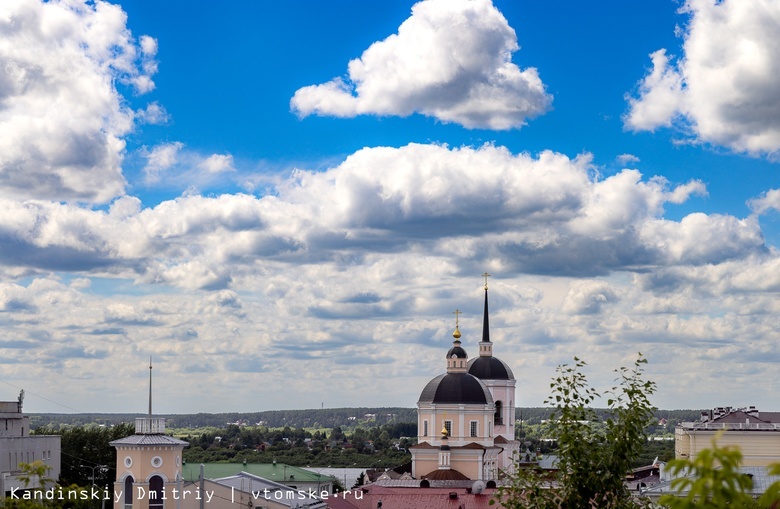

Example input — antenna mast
[148,356,153,418]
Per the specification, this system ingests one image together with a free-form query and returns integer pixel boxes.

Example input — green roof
[181,463,332,484]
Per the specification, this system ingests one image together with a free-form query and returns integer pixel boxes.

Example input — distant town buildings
[0,391,60,496]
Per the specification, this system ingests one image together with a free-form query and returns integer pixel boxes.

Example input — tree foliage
[17,460,53,490]
[30,408,417,430]
[495,355,656,509]
[33,423,134,486]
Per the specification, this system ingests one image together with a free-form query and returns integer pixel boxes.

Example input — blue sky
[2,0,780,414]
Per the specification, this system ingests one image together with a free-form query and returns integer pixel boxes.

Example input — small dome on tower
[446,338,468,359]
[446,314,468,359]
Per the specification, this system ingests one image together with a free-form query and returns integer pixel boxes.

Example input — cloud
[199,154,235,174]
[561,280,619,315]
[290,0,551,130]
[0,0,159,203]
[624,49,684,132]
[136,102,169,125]
[616,154,640,165]
[141,143,236,189]
[0,143,747,290]
[748,188,780,215]
[0,140,774,411]
[143,142,184,183]
[625,0,780,159]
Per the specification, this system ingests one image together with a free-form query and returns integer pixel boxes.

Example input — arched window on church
[494,401,503,425]
[124,476,134,509]
[149,475,164,509]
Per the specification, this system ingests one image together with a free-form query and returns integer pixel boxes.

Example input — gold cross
[482,272,491,289]
[453,309,462,327]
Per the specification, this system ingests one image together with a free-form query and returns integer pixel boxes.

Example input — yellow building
[110,363,188,509]
[675,406,780,467]
[410,276,519,481]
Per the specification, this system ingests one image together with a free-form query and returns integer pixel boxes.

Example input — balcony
[135,417,166,434]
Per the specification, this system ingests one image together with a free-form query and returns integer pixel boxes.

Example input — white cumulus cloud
[0,0,159,203]
[143,142,184,184]
[199,154,235,174]
[0,143,747,289]
[290,0,551,130]
[625,0,780,159]
[748,188,780,215]
[141,143,237,189]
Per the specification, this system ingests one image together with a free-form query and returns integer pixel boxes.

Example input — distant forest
[29,407,706,430]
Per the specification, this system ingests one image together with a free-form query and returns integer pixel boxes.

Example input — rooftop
[180,462,333,484]
[110,433,189,447]
[186,473,326,509]
[327,484,497,509]
[642,466,780,498]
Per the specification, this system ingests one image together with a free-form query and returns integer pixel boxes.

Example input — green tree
[17,460,53,490]
[494,355,656,509]
[354,472,365,488]
[658,438,780,508]
[35,422,134,486]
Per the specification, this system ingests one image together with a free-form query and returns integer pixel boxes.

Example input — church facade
[410,277,520,481]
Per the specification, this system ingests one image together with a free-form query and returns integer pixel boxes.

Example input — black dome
[446,345,468,359]
[418,373,493,405]
[468,356,514,380]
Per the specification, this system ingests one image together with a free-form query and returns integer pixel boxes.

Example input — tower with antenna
[110,359,188,509]
[0,391,61,494]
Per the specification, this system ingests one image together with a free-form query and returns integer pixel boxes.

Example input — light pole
[81,464,108,509]
[80,464,107,486]
[306,465,331,495]
[343,463,356,489]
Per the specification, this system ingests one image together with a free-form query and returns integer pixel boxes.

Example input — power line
[0,379,82,413]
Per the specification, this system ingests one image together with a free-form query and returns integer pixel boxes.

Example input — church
[410,274,520,481]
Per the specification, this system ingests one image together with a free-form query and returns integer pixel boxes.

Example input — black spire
[482,273,491,343]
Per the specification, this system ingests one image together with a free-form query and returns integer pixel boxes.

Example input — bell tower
[111,360,188,509]
[467,274,520,475]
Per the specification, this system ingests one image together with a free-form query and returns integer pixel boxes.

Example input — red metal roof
[326,485,500,509]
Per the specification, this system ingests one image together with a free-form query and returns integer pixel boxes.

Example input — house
[641,465,780,503]
[0,391,61,496]
[180,472,326,509]
[675,406,780,467]
[180,462,333,494]
[325,482,497,509]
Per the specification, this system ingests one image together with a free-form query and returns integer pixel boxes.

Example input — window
[423,420,428,437]
[444,420,452,437]
[494,401,504,425]
[149,476,164,509]
[470,421,478,437]
[124,476,134,509]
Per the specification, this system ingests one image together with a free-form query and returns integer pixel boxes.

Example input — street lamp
[306,465,331,494]
[80,464,107,486]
